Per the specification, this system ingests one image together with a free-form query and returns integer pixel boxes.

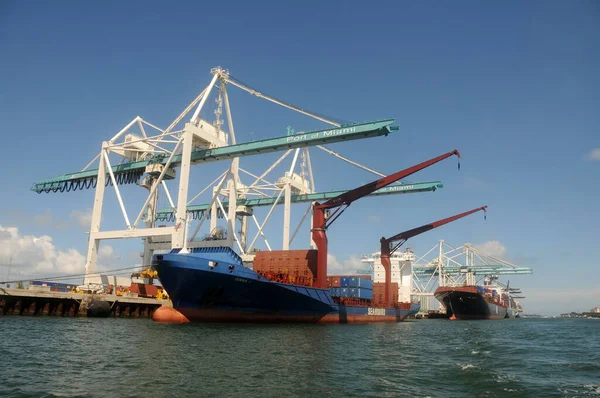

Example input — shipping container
[329,287,373,300]
[348,287,374,300]
[373,282,399,304]
[339,276,373,289]
[327,276,341,287]
[254,250,318,277]
[31,280,74,291]
[128,283,159,298]
[351,277,373,289]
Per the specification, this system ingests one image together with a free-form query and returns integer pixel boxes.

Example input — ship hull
[154,250,419,324]
[434,286,518,320]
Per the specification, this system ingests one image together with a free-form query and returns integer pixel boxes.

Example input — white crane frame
[81,67,392,282]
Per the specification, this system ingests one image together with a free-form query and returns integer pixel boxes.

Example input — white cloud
[55,248,86,274]
[474,240,507,259]
[0,225,86,278]
[69,209,93,228]
[97,244,124,264]
[586,148,600,161]
[98,245,114,259]
[327,253,363,275]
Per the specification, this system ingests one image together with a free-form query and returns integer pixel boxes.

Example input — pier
[0,287,166,318]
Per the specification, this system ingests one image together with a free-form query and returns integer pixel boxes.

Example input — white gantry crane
[31,67,444,283]
[411,240,533,311]
[360,240,533,312]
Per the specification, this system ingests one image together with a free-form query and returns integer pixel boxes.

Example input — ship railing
[441,282,472,287]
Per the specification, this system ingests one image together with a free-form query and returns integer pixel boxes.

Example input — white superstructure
[361,248,415,303]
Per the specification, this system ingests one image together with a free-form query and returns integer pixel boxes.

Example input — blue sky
[0,1,598,314]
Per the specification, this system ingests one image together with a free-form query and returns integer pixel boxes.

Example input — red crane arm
[315,150,460,211]
[312,149,461,289]
[378,205,487,307]
[383,205,488,254]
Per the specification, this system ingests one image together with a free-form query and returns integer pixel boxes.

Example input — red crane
[312,150,461,289]
[379,205,488,306]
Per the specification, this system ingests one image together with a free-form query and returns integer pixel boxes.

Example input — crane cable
[0,265,145,285]
[225,75,352,127]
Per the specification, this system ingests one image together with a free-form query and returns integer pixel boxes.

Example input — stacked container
[329,276,373,299]
[348,287,373,300]
[327,276,341,287]
[253,250,318,287]
[340,276,374,289]
[372,282,399,305]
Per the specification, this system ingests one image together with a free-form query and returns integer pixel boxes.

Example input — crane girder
[413,267,533,276]
[31,119,398,194]
[155,181,443,222]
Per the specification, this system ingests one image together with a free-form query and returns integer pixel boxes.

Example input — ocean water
[0,317,598,398]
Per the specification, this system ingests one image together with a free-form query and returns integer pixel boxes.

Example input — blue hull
[154,248,419,324]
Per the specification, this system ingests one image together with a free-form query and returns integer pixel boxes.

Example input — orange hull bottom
[152,306,408,324]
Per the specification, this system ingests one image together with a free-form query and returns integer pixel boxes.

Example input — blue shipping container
[31,280,74,289]
[340,276,373,289]
[349,287,374,300]
[330,287,373,299]
[350,277,373,289]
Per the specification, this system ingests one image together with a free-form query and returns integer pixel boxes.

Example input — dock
[0,287,167,318]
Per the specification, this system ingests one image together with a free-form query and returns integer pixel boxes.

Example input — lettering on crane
[367,307,386,316]
[322,126,356,137]
[285,126,357,143]
[386,185,414,192]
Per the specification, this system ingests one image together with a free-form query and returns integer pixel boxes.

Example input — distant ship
[434,281,522,320]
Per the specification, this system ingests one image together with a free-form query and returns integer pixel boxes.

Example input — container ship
[152,152,490,324]
[152,150,490,324]
[153,247,419,323]
[434,283,522,320]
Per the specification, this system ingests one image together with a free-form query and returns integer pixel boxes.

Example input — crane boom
[384,206,488,252]
[312,149,461,288]
[317,150,460,210]
[379,205,487,306]
[31,120,398,194]
[155,181,444,222]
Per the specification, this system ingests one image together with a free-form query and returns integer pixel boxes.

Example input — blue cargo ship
[152,247,420,324]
